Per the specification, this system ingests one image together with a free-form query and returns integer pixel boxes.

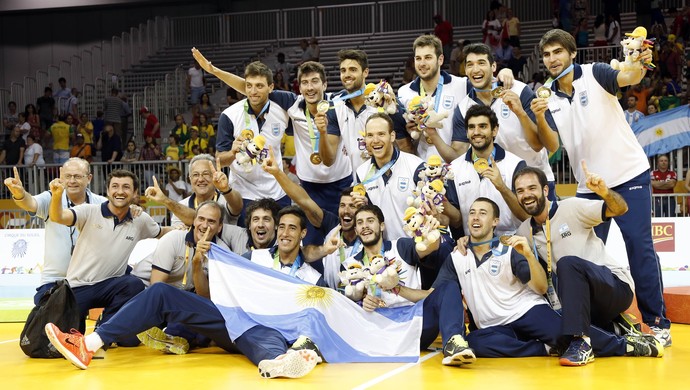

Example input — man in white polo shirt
[48,169,171,346]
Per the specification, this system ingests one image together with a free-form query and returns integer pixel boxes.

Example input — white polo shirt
[170,191,235,228]
[244,247,323,285]
[545,63,649,193]
[355,149,424,240]
[31,189,108,285]
[67,202,161,287]
[398,71,469,161]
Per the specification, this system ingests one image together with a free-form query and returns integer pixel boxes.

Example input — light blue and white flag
[632,105,690,157]
[207,244,423,363]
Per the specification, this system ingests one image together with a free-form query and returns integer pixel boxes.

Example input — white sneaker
[649,326,672,347]
[258,349,319,379]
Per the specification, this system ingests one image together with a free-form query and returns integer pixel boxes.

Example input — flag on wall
[207,244,423,363]
[632,105,690,157]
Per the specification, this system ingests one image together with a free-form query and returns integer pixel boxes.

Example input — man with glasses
[4,158,107,304]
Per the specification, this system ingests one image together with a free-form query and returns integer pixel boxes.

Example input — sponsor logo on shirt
[271,123,280,136]
[457,180,471,186]
[398,177,410,192]
[501,104,510,119]
[579,91,588,106]
[558,223,571,239]
[442,96,454,110]
[125,236,135,241]
[489,259,501,276]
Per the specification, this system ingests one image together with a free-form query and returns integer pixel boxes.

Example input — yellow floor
[1,321,686,389]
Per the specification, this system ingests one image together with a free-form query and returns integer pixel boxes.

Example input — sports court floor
[0,321,686,389]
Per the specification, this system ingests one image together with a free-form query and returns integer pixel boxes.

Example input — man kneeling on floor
[45,204,326,379]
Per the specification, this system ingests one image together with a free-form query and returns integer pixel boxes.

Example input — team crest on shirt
[442,96,454,110]
[579,91,588,106]
[489,259,501,276]
[271,123,280,136]
[559,223,572,238]
[500,104,510,119]
[398,177,410,192]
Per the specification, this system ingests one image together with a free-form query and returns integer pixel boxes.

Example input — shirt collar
[246,99,271,117]
[268,245,306,267]
[184,227,218,246]
[463,143,506,163]
[354,240,392,261]
[370,146,399,169]
[552,63,583,98]
[529,200,559,232]
[297,94,328,111]
[409,70,452,93]
[100,201,133,224]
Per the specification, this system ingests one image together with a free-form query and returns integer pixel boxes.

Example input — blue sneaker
[559,337,594,366]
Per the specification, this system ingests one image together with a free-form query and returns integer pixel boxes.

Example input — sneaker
[649,326,672,348]
[612,313,642,336]
[625,334,664,357]
[441,334,476,366]
[44,323,94,370]
[136,326,190,355]
[258,349,319,379]
[289,336,324,363]
[559,337,594,366]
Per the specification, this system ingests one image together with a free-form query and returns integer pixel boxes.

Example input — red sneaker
[44,323,94,369]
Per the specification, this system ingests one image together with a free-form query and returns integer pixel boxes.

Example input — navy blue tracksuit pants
[577,170,669,329]
[95,283,291,366]
[419,282,465,350]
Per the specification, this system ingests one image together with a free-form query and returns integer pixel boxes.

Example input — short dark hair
[298,61,327,84]
[512,166,548,192]
[44,86,52,93]
[58,77,66,83]
[365,112,394,133]
[196,200,226,224]
[278,205,308,230]
[106,169,139,192]
[539,29,577,55]
[355,204,385,224]
[473,197,500,219]
[465,105,498,129]
[463,43,495,64]
[337,49,368,70]
[413,34,443,57]
[246,198,281,225]
[244,61,274,85]
[340,186,355,199]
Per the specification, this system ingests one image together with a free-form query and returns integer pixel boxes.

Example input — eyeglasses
[64,174,88,181]
[190,171,213,180]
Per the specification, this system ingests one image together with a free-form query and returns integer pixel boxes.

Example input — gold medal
[240,129,254,140]
[491,86,504,98]
[309,152,322,165]
[425,136,433,144]
[316,100,330,114]
[499,235,512,246]
[536,86,552,99]
[353,184,366,197]
[473,158,489,172]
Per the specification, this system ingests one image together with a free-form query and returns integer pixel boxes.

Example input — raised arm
[192,47,246,95]
[4,166,38,213]
[582,160,628,217]
[48,169,75,225]
[145,176,196,226]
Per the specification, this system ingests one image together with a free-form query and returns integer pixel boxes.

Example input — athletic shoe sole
[258,349,318,379]
[44,324,88,370]
[136,327,189,355]
[442,348,477,366]
[559,355,594,366]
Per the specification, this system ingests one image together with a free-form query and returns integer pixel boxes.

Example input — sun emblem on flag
[655,128,664,137]
[295,285,333,308]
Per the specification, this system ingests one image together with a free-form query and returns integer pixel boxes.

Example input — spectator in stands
[659,41,682,83]
[36,87,56,132]
[574,17,589,63]
[508,47,528,80]
[197,113,215,145]
[3,101,18,136]
[104,88,125,138]
[606,14,620,59]
[120,94,133,140]
[651,154,678,217]
[281,156,300,185]
[3,125,25,165]
[70,133,92,162]
[297,39,318,65]
[503,8,521,48]
[184,127,207,159]
[140,106,160,139]
[97,124,122,164]
[482,10,502,50]
[433,14,453,67]
[187,60,206,115]
[274,52,294,79]
[165,134,184,161]
[65,114,77,145]
[67,89,80,123]
[658,84,682,111]
[140,134,162,187]
[78,113,94,148]
[16,113,30,142]
[401,56,416,86]
[494,38,514,71]
[624,96,645,126]
[627,78,655,114]
[121,139,139,163]
[162,165,191,202]
[274,71,290,91]
[197,93,215,123]
[309,38,321,62]
[226,87,242,106]
[92,110,105,145]
[592,14,606,47]
[25,104,41,140]
[527,72,544,92]
[47,115,73,164]
[172,114,190,144]
[572,0,589,25]
[54,77,71,115]
[449,39,470,77]
[647,103,658,115]
[23,134,45,166]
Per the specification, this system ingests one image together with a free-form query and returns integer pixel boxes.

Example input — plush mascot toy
[610,26,655,71]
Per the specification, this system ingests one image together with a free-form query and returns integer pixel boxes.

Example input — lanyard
[361,151,399,185]
[530,201,562,310]
[243,100,270,130]
[472,148,496,163]
[182,245,191,287]
[305,108,319,154]
[420,76,444,111]
[338,236,362,263]
[273,250,302,277]
[193,191,219,209]
[332,87,365,106]
[473,80,499,94]
[361,246,385,267]
[544,64,574,89]
[468,237,509,257]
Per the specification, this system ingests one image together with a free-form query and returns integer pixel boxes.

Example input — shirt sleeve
[150,233,181,273]
[431,253,460,289]
[71,203,95,230]
[269,90,298,111]
[592,62,621,97]
[216,113,235,152]
[390,108,409,140]
[326,109,341,136]
[510,249,532,284]
[452,105,468,142]
[140,213,163,239]
[396,238,420,266]
[31,191,52,219]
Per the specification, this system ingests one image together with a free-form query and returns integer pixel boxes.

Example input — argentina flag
[632,105,690,157]
[207,244,423,363]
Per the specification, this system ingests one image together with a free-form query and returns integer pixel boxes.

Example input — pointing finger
[202,228,211,242]
[580,160,590,177]
[13,166,19,179]
[209,159,217,174]
[152,175,160,189]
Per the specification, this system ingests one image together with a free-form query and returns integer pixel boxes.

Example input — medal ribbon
[273,249,302,277]
[420,76,444,111]
[305,108,320,156]
[544,64,574,91]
